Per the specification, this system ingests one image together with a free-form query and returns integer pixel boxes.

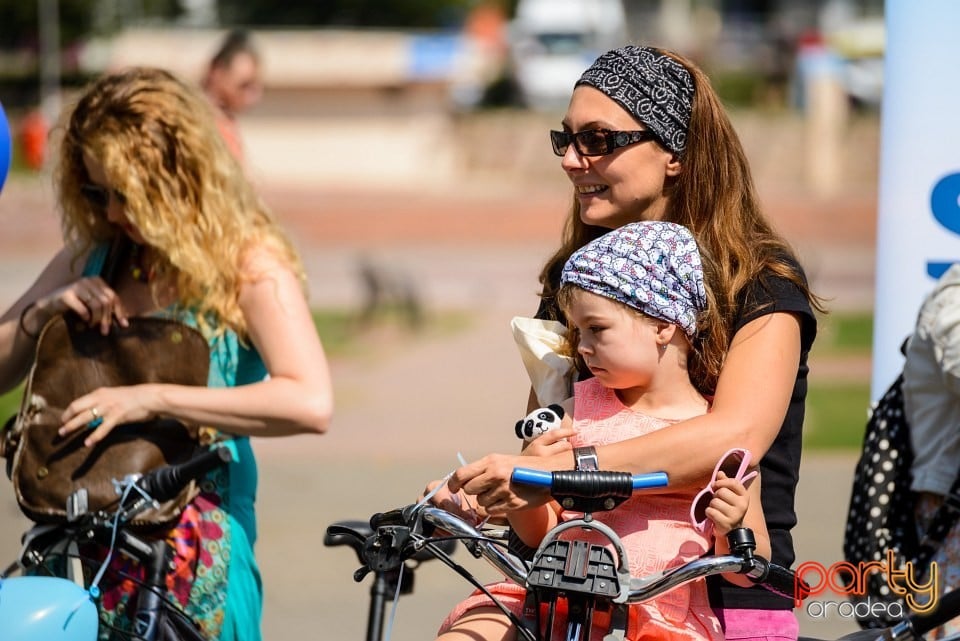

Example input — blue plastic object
[0,576,98,640]
[0,101,11,193]
[511,467,669,490]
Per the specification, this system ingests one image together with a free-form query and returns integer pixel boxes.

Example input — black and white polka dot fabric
[842,374,919,628]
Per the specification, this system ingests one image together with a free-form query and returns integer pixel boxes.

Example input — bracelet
[573,446,599,472]
[18,302,40,341]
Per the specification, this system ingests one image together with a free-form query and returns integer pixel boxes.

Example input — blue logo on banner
[928,172,960,278]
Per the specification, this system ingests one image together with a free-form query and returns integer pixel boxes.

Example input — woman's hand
[33,276,129,335]
[421,479,488,525]
[59,384,158,447]
[449,452,557,516]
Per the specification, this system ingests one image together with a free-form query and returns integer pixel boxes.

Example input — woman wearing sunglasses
[0,67,333,640]
[446,46,821,641]
[438,221,769,641]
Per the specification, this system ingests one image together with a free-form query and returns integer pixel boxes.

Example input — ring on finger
[86,407,104,429]
[87,407,103,430]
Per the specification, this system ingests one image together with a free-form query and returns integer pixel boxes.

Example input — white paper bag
[510,316,575,406]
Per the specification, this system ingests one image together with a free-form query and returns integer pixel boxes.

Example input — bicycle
[0,445,233,641]
[326,466,797,641]
[326,467,960,641]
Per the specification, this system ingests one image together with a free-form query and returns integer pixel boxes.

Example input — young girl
[437,221,769,641]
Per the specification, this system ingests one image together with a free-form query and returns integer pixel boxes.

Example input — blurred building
[79,27,490,187]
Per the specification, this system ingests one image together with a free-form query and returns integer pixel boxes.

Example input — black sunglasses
[80,183,126,209]
[550,129,661,157]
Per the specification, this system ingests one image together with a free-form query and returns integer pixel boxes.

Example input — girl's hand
[421,480,488,525]
[449,453,553,516]
[36,277,130,335]
[59,384,158,447]
[704,471,750,536]
[521,425,574,457]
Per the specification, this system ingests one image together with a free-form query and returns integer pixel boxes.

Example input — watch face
[574,446,599,471]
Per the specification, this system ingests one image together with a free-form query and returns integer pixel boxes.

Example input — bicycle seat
[324,519,456,565]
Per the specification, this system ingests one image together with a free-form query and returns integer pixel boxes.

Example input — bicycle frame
[329,468,795,641]
[0,446,232,641]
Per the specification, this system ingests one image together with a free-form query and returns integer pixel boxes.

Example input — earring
[660,344,668,352]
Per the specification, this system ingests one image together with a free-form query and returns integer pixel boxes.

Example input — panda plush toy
[515,404,565,442]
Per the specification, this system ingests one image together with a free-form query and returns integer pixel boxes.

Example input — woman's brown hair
[538,48,825,394]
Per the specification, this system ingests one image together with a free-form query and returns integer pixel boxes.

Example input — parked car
[508,0,627,111]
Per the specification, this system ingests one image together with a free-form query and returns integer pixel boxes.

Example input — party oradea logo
[794,551,939,620]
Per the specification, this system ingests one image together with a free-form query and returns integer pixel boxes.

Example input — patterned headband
[576,46,694,155]
[561,221,706,338]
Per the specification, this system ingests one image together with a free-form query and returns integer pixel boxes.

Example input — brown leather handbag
[2,311,210,530]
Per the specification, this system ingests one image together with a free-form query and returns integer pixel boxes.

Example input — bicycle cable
[409,531,537,641]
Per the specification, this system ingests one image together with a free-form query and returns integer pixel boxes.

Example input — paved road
[0,173,874,639]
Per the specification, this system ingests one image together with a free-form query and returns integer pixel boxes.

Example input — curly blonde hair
[54,66,305,339]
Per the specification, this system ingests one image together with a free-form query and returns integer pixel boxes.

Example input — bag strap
[100,236,132,286]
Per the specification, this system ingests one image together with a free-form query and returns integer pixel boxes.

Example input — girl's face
[560,86,682,230]
[567,289,663,392]
[82,153,145,245]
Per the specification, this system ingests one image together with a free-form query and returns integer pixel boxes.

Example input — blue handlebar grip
[632,472,669,490]
[510,468,669,490]
[511,467,553,487]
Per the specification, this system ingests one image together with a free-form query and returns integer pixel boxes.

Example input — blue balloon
[0,101,11,193]
[0,576,99,640]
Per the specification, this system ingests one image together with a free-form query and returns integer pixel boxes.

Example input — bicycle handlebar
[511,467,669,513]
[511,467,669,491]
[379,502,794,606]
[136,445,233,503]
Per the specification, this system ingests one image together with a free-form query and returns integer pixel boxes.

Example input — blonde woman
[0,67,333,640]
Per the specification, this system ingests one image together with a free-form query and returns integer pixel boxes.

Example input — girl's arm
[508,501,562,548]
[59,246,334,443]
[450,312,802,515]
[710,473,770,588]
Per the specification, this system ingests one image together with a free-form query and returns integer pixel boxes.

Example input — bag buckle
[66,488,89,522]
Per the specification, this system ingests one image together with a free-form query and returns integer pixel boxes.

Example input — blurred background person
[202,28,263,162]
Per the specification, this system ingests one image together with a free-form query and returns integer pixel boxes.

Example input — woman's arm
[0,247,110,393]
[60,246,334,444]
[450,312,802,515]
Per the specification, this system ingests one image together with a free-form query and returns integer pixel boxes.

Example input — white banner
[872,0,960,398]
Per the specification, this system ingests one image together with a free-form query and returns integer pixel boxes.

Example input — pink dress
[439,379,723,640]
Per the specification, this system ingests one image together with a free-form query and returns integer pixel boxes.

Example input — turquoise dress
[83,246,265,640]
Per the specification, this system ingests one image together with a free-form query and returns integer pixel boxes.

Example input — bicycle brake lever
[363,526,413,573]
[353,566,372,582]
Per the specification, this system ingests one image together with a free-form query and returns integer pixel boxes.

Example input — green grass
[804,382,871,450]
[812,310,874,354]
[804,310,873,451]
